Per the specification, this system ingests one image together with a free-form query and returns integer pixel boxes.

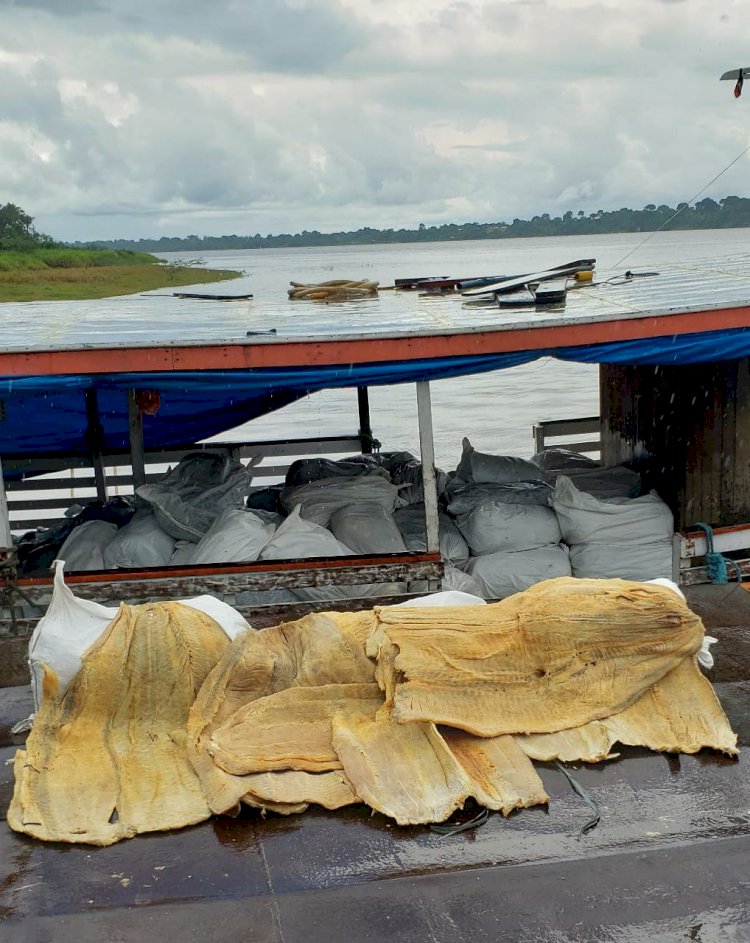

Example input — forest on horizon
[76,195,750,252]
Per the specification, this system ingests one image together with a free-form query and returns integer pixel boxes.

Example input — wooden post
[416,381,440,555]
[0,458,12,547]
[128,390,147,490]
[85,388,108,502]
[357,387,374,453]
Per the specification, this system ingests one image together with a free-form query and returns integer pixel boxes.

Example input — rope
[288,279,379,301]
[612,142,750,270]
[695,522,743,584]
[556,762,600,838]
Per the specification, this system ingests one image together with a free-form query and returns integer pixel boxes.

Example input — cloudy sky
[2,0,748,242]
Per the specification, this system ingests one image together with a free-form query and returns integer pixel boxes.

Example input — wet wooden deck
[2,584,749,942]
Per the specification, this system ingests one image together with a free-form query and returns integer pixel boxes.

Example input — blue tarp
[2,326,750,459]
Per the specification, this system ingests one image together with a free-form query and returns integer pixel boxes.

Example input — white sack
[177,595,252,640]
[455,437,544,485]
[170,540,197,565]
[190,509,275,565]
[28,561,119,710]
[393,506,470,569]
[553,476,673,545]
[259,507,406,602]
[260,505,355,561]
[281,476,399,526]
[137,464,252,542]
[465,545,572,599]
[568,539,674,582]
[456,502,561,556]
[102,510,176,569]
[394,589,486,607]
[29,564,252,711]
[329,503,407,555]
[56,520,118,572]
[408,565,501,598]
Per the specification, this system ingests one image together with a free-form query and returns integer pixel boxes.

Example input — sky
[2,0,749,242]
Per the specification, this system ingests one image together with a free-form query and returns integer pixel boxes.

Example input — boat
[173,291,254,300]
[2,254,750,939]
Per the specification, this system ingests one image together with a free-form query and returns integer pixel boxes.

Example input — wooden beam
[84,388,108,502]
[0,458,13,547]
[416,381,440,556]
[3,305,750,377]
[128,389,147,490]
[357,387,375,453]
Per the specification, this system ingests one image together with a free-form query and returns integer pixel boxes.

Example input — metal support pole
[85,388,108,502]
[416,381,440,555]
[128,390,147,491]
[357,387,375,453]
[0,458,12,547]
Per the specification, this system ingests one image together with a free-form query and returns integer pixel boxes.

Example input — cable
[612,142,750,270]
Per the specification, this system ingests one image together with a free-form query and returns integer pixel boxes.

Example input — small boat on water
[173,291,254,301]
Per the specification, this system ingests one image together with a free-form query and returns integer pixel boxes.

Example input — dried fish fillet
[187,613,376,814]
[209,683,383,774]
[516,657,737,761]
[9,602,229,846]
[332,713,473,825]
[515,723,616,763]
[242,770,359,811]
[439,728,549,814]
[375,578,705,736]
[602,656,738,756]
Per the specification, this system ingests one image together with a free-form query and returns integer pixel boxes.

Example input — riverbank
[0,248,241,301]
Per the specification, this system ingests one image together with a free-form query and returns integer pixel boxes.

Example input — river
[157,228,750,471]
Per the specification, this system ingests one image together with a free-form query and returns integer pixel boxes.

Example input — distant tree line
[73,195,750,252]
[0,203,56,250]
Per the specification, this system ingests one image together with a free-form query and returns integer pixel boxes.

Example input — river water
[158,228,750,470]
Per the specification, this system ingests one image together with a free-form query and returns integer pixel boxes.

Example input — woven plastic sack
[393,505,470,569]
[455,437,544,485]
[57,520,118,572]
[466,545,572,599]
[280,476,400,526]
[329,503,406,554]
[456,502,562,556]
[102,510,176,569]
[190,509,275,565]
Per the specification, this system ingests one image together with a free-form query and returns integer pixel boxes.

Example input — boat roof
[2,254,750,457]
[1,253,750,375]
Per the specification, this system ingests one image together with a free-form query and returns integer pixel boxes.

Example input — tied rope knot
[695,522,743,584]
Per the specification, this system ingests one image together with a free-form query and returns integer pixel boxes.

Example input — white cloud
[0,0,748,240]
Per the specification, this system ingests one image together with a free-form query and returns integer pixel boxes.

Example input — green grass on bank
[0,248,241,301]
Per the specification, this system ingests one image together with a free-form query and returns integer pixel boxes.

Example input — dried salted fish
[373,578,705,736]
[9,602,229,846]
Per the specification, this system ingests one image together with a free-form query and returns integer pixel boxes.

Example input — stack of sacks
[280,472,400,525]
[393,503,483,595]
[137,452,256,544]
[9,576,738,844]
[59,452,259,571]
[553,476,674,581]
[532,448,641,499]
[372,451,448,508]
[447,438,571,598]
[280,465,407,600]
[260,506,405,601]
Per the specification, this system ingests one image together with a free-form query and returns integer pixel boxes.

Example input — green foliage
[0,202,57,250]
[78,194,750,252]
[0,247,159,271]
